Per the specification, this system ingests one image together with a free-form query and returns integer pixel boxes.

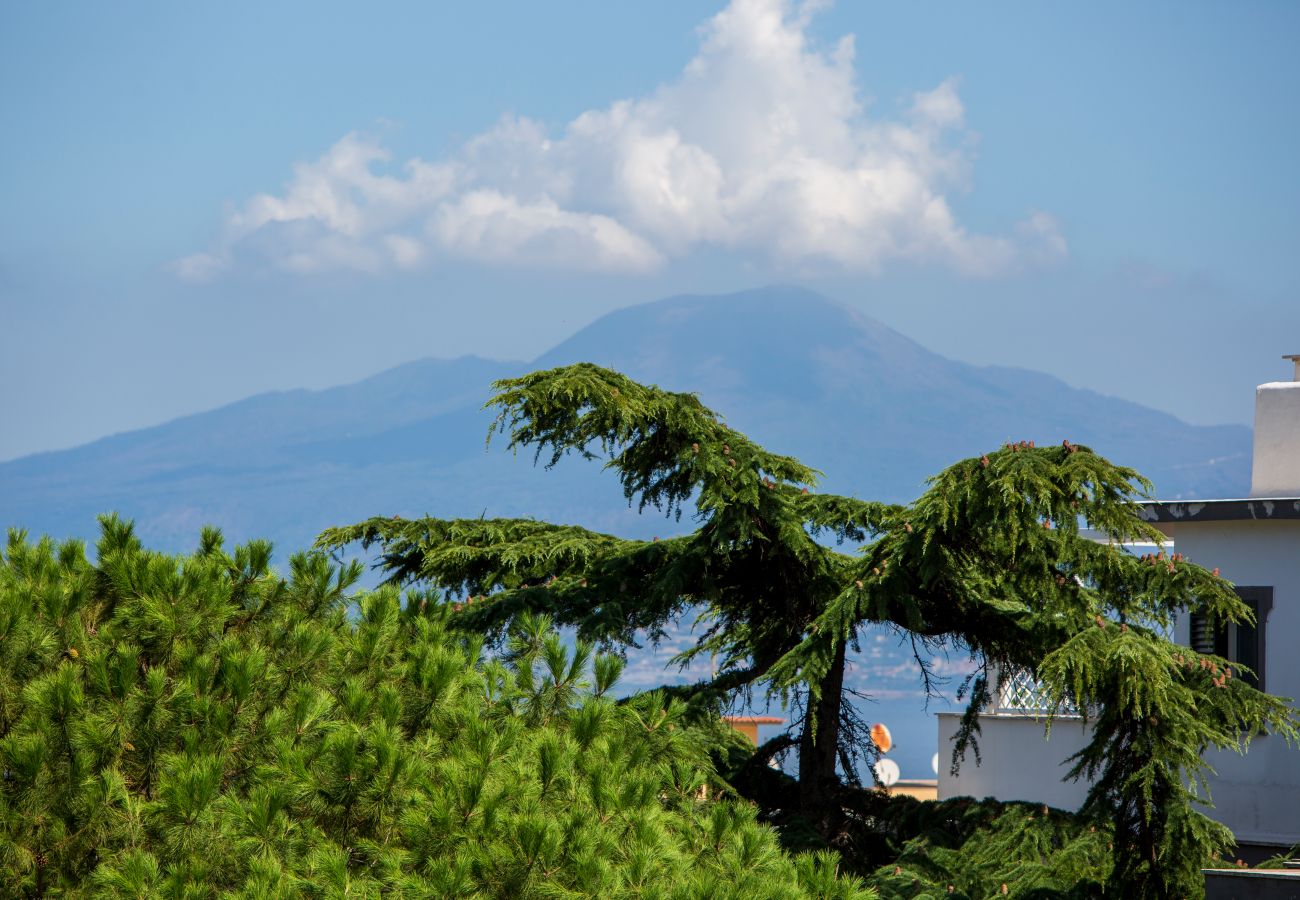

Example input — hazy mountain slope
[2,286,1249,556]
[0,286,1252,777]
[537,286,1249,502]
[0,355,523,551]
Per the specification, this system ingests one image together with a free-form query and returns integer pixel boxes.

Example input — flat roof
[1138,497,1300,524]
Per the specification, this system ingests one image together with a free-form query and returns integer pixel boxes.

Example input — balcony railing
[990,666,1080,717]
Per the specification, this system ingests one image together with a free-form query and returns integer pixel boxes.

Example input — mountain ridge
[1,286,1250,556]
[0,285,1253,777]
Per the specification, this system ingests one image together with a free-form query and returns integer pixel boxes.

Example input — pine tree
[0,517,873,898]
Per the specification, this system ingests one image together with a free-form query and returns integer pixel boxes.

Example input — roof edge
[1137,497,1300,523]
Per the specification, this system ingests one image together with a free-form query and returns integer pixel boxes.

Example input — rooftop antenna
[1284,354,1300,382]
[873,757,900,788]
[870,722,893,754]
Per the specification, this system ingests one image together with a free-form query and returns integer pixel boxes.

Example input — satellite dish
[870,722,893,753]
[873,758,900,787]
[932,753,940,775]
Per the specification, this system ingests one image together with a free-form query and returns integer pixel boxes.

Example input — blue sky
[3,0,1298,461]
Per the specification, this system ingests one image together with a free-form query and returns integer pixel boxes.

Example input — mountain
[1,286,1249,558]
[0,285,1252,778]
[535,286,1251,506]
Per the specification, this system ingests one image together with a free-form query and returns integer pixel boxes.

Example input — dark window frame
[1189,586,1272,691]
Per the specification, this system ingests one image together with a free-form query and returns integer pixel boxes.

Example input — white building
[938,357,1300,859]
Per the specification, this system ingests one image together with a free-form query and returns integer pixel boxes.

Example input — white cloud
[433,190,664,273]
[170,251,226,282]
[176,0,1064,281]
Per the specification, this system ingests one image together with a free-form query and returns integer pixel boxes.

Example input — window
[1189,586,1272,690]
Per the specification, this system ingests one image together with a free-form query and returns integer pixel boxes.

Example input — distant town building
[722,715,785,747]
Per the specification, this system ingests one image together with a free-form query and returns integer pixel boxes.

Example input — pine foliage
[0,518,874,899]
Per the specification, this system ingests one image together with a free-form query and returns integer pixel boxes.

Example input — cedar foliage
[0,517,873,899]
[775,439,1300,898]
[318,364,899,816]
[320,364,1298,899]
[863,797,1111,899]
[722,757,1114,898]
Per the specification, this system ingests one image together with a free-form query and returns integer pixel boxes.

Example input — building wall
[936,712,1092,811]
[1166,519,1300,848]
[940,521,1300,846]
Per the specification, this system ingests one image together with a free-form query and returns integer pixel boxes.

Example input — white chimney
[1250,354,1300,497]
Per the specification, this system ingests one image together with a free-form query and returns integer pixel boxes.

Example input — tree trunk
[798,639,846,822]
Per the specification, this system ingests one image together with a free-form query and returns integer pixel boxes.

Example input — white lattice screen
[995,667,1078,715]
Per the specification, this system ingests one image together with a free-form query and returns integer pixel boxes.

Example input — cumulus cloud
[175,0,1064,281]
